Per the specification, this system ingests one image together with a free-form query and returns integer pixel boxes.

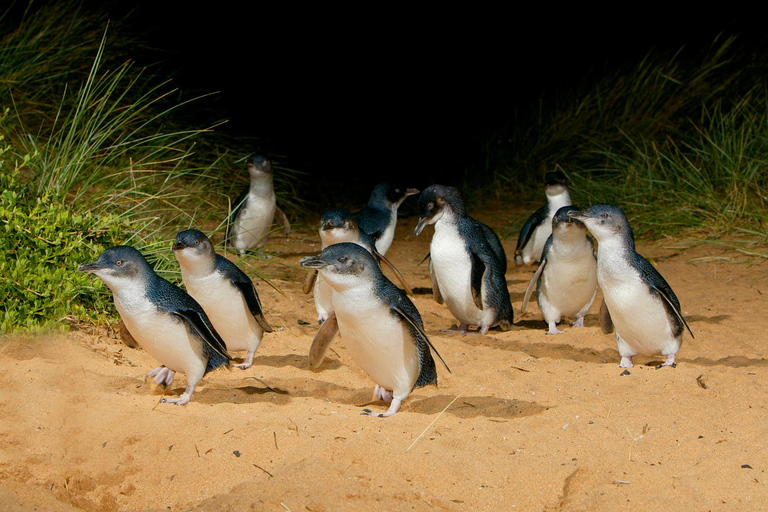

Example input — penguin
[78,246,231,404]
[299,243,449,417]
[354,183,419,256]
[520,206,597,335]
[515,171,572,265]
[226,155,291,255]
[304,208,414,323]
[569,204,694,368]
[414,184,514,334]
[172,229,273,369]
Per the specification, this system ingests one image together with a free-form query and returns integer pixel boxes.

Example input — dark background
[20,4,768,198]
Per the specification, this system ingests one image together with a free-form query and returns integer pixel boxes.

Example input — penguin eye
[600,213,609,219]
[115,260,123,266]
[195,240,200,245]
[338,256,348,264]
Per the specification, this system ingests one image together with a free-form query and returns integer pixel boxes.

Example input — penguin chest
[598,259,678,356]
[183,272,263,353]
[233,190,277,251]
[430,225,493,326]
[112,291,206,378]
[332,287,420,395]
[539,243,597,318]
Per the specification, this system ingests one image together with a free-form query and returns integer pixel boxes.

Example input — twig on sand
[406,393,462,453]
[253,463,274,478]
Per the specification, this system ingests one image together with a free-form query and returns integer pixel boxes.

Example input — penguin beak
[568,210,589,221]
[405,188,420,197]
[171,241,185,252]
[78,262,105,273]
[414,217,429,237]
[300,256,331,270]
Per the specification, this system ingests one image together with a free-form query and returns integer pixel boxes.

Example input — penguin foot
[361,398,402,418]
[161,386,195,405]
[233,350,256,370]
[655,355,677,369]
[440,324,471,335]
[571,317,585,329]
[619,356,634,368]
[373,385,393,403]
[546,322,565,335]
[148,366,175,386]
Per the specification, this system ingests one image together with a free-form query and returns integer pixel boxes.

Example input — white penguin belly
[313,274,334,323]
[332,287,420,397]
[375,212,397,255]
[183,273,263,353]
[113,291,206,381]
[522,223,552,264]
[234,192,276,251]
[431,224,495,327]
[600,268,679,356]
[539,246,597,320]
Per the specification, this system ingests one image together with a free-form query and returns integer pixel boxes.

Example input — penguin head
[569,204,632,243]
[552,206,587,237]
[368,183,419,209]
[414,184,465,235]
[78,246,153,291]
[544,171,568,196]
[299,242,377,291]
[172,229,216,270]
[246,155,273,178]
[319,208,359,246]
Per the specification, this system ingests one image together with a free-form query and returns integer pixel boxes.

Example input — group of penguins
[79,156,694,416]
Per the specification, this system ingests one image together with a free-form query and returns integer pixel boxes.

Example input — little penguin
[354,183,419,256]
[520,206,597,334]
[305,208,414,324]
[569,204,694,368]
[300,243,449,417]
[226,155,291,255]
[79,246,231,404]
[173,229,273,369]
[414,184,514,334]
[515,171,572,265]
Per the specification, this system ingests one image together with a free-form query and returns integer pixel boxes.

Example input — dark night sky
[106,5,763,191]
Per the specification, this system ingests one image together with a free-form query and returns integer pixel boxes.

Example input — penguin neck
[432,208,459,232]
[552,227,591,257]
[595,235,633,277]
[546,187,571,212]
[177,254,217,279]
[248,173,275,195]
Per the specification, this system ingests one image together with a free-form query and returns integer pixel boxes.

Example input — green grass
[487,35,768,241]
[0,3,304,332]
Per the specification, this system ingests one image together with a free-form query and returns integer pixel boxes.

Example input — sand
[2,206,767,511]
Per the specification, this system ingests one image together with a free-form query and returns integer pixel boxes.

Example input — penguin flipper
[521,259,546,314]
[225,185,250,247]
[391,305,451,373]
[632,253,693,339]
[275,206,291,236]
[303,270,318,294]
[428,259,444,304]
[599,299,614,334]
[230,276,273,333]
[481,222,508,275]
[515,206,547,264]
[309,312,339,368]
[656,287,695,339]
[374,249,413,296]
[470,253,485,310]
[172,309,231,369]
